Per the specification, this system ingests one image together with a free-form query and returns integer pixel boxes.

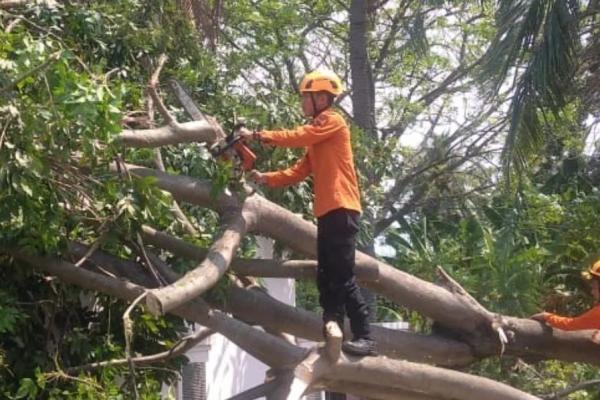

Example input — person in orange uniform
[531,259,600,330]
[240,70,376,356]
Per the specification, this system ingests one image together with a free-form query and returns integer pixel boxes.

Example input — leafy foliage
[479,0,589,178]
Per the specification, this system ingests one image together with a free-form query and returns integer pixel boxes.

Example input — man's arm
[257,113,344,148]
[539,306,600,330]
[260,153,311,188]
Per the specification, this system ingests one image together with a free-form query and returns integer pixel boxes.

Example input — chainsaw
[168,80,257,175]
[209,122,257,173]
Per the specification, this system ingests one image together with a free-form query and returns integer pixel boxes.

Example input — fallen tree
[8,60,599,399]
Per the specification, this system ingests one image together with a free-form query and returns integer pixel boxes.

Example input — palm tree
[480,0,599,177]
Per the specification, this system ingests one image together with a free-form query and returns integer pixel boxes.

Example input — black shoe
[342,338,377,356]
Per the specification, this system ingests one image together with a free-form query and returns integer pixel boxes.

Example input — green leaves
[479,0,582,179]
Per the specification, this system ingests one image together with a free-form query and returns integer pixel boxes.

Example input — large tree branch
[67,241,475,366]
[110,164,600,365]
[140,225,378,282]
[13,252,307,370]
[10,249,548,398]
[10,252,505,399]
[320,356,540,400]
[117,120,217,148]
[219,283,475,367]
[145,211,249,315]
[109,162,240,212]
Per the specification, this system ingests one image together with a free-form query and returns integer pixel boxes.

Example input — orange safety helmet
[582,259,600,280]
[299,70,344,96]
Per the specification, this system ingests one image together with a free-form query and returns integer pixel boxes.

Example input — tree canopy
[0,0,599,399]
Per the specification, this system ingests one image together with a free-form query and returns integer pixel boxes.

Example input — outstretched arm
[532,306,600,331]
[240,113,344,148]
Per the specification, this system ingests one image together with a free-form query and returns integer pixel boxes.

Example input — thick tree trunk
[349,0,376,138]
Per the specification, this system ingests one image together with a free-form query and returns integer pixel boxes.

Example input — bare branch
[141,225,378,282]
[65,328,214,374]
[322,356,540,400]
[13,252,308,369]
[108,162,240,212]
[542,379,600,400]
[145,212,249,315]
[146,54,174,124]
[117,120,218,148]
[4,15,21,32]
[226,379,281,400]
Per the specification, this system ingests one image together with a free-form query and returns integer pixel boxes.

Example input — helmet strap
[310,92,328,118]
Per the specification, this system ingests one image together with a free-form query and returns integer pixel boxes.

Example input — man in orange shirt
[240,70,376,356]
[531,259,600,330]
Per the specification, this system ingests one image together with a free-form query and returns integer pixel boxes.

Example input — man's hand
[237,126,255,140]
[530,312,547,323]
[248,170,267,184]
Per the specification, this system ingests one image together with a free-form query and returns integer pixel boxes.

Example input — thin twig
[542,379,600,400]
[74,230,109,267]
[0,50,62,95]
[104,67,120,83]
[0,116,11,152]
[122,291,148,400]
[5,15,22,33]
[44,370,103,390]
[65,328,214,374]
[135,233,166,286]
[147,54,175,125]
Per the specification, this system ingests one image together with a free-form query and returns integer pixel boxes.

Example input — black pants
[317,208,371,340]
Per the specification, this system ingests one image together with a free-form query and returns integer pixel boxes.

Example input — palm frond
[479,0,581,179]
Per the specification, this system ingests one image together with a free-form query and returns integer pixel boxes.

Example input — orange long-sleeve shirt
[259,109,362,217]
[543,305,600,331]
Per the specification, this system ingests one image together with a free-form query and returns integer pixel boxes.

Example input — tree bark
[349,0,377,138]
[14,252,307,369]
[117,120,217,148]
[322,356,540,400]
[145,211,249,315]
